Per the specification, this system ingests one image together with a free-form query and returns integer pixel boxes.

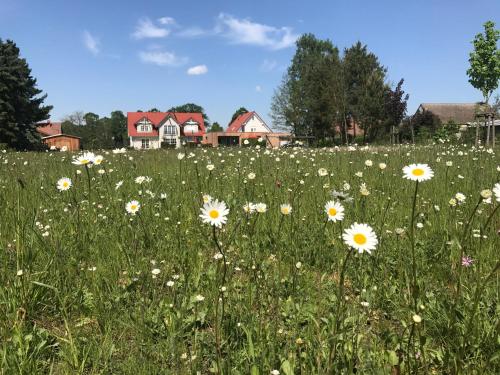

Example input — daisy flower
[318,168,328,177]
[93,155,104,165]
[126,200,140,215]
[402,164,434,182]
[342,223,378,254]
[255,203,267,213]
[493,183,500,202]
[243,202,256,214]
[202,194,212,204]
[325,200,344,222]
[200,199,229,228]
[56,177,72,191]
[280,204,292,215]
[72,152,95,166]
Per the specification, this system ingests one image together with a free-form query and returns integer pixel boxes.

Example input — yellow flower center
[130,205,137,210]
[412,168,424,176]
[209,209,219,219]
[353,233,367,245]
[328,208,337,216]
[281,208,289,214]
[63,182,68,187]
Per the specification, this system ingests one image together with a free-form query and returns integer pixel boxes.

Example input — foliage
[0,145,499,373]
[230,107,249,124]
[62,110,127,149]
[209,122,223,132]
[0,39,52,150]
[167,103,210,129]
[467,21,500,103]
[271,35,408,144]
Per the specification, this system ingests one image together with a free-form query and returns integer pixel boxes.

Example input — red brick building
[36,121,81,151]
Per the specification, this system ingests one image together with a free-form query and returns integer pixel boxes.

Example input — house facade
[127,112,206,149]
[202,111,291,148]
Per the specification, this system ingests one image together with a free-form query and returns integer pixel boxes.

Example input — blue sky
[1,0,499,127]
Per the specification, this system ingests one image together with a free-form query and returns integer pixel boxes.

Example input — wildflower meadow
[0,144,499,374]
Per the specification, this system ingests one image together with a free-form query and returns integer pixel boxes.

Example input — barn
[36,121,81,151]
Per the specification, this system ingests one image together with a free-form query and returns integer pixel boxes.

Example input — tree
[343,42,388,142]
[0,39,52,149]
[384,79,409,143]
[148,108,160,112]
[230,107,249,123]
[167,103,210,129]
[271,34,341,138]
[209,122,223,132]
[467,21,500,146]
[110,110,127,147]
[63,111,85,126]
[84,112,99,126]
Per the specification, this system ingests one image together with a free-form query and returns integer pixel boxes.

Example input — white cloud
[260,59,278,72]
[187,65,208,75]
[217,13,298,50]
[177,26,212,38]
[158,16,176,25]
[83,30,100,55]
[255,85,262,92]
[139,50,187,66]
[132,17,169,39]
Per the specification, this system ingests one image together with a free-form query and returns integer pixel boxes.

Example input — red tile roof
[37,121,62,136]
[127,112,206,137]
[226,111,254,132]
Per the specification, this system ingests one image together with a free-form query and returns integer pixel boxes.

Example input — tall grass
[0,144,498,374]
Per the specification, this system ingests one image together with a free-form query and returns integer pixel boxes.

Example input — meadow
[0,143,499,374]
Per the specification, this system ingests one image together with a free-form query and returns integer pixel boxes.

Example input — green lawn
[0,144,499,374]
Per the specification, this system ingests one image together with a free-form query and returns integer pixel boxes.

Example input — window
[251,127,256,132]
[141,139,150,149]
[165,125,176,135]
[165,138,176,145]
[137,118,152,132]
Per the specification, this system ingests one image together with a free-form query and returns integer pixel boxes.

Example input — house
[415,103,477,125]
[127,111,206,149]
[202,111,291,148]
[36,121,81,151]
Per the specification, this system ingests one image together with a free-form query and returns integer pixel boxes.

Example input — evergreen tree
[0,39,52,149]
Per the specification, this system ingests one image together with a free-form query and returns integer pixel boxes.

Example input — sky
[1,0,499,128]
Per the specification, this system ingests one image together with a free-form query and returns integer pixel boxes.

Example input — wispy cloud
[158,16,176,25]
[132,17,169,39]
[260,59,278,72]
[255,85,262,92]
[177,26,213,38]
[139,50,187,66]
[83,30,100,55]
[216,13,298,50]
[187,64,208,75]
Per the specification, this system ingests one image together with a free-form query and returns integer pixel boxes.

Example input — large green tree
[0,39,52,149]
[167,103,210,129]
[209,122,223,132]
[230,107,249,124]
[467,21,500,145]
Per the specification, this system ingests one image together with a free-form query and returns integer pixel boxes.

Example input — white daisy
[93,155,104,165]
[280,204,292,215]
[493,183,500,202]
[402,164,434,182]
[202,194,212,204]
[318,168,328,177]
[72,152,95,166]
[255,203,267,213]
[56,177,72,191]
[243,202,256,214]
[325,200,344,222]
[342,223,378,254]
[199,200,229,228]
[126,200,140,215]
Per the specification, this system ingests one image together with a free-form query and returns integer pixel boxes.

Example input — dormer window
[137,118,152,132]
[183,120,199,134]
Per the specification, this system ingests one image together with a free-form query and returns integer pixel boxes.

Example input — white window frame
[165,124,176,135]
[141,139,150,149]
[137,118,152,133]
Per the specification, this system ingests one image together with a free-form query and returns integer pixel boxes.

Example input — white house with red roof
[127,111,206,149]
[226,111,272,134]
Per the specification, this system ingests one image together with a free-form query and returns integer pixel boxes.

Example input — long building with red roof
[127,111,206,149]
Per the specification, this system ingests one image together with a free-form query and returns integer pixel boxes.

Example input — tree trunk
[492,116,496,147]
[486,115,490,146]
[475,120,480,146]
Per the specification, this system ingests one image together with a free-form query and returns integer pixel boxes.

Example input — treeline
[62,111,128,149]
[271,34,409,144]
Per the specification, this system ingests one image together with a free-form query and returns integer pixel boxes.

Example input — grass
[0,144,499,374]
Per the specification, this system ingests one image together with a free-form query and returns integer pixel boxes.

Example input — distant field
[0,144,499,374]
